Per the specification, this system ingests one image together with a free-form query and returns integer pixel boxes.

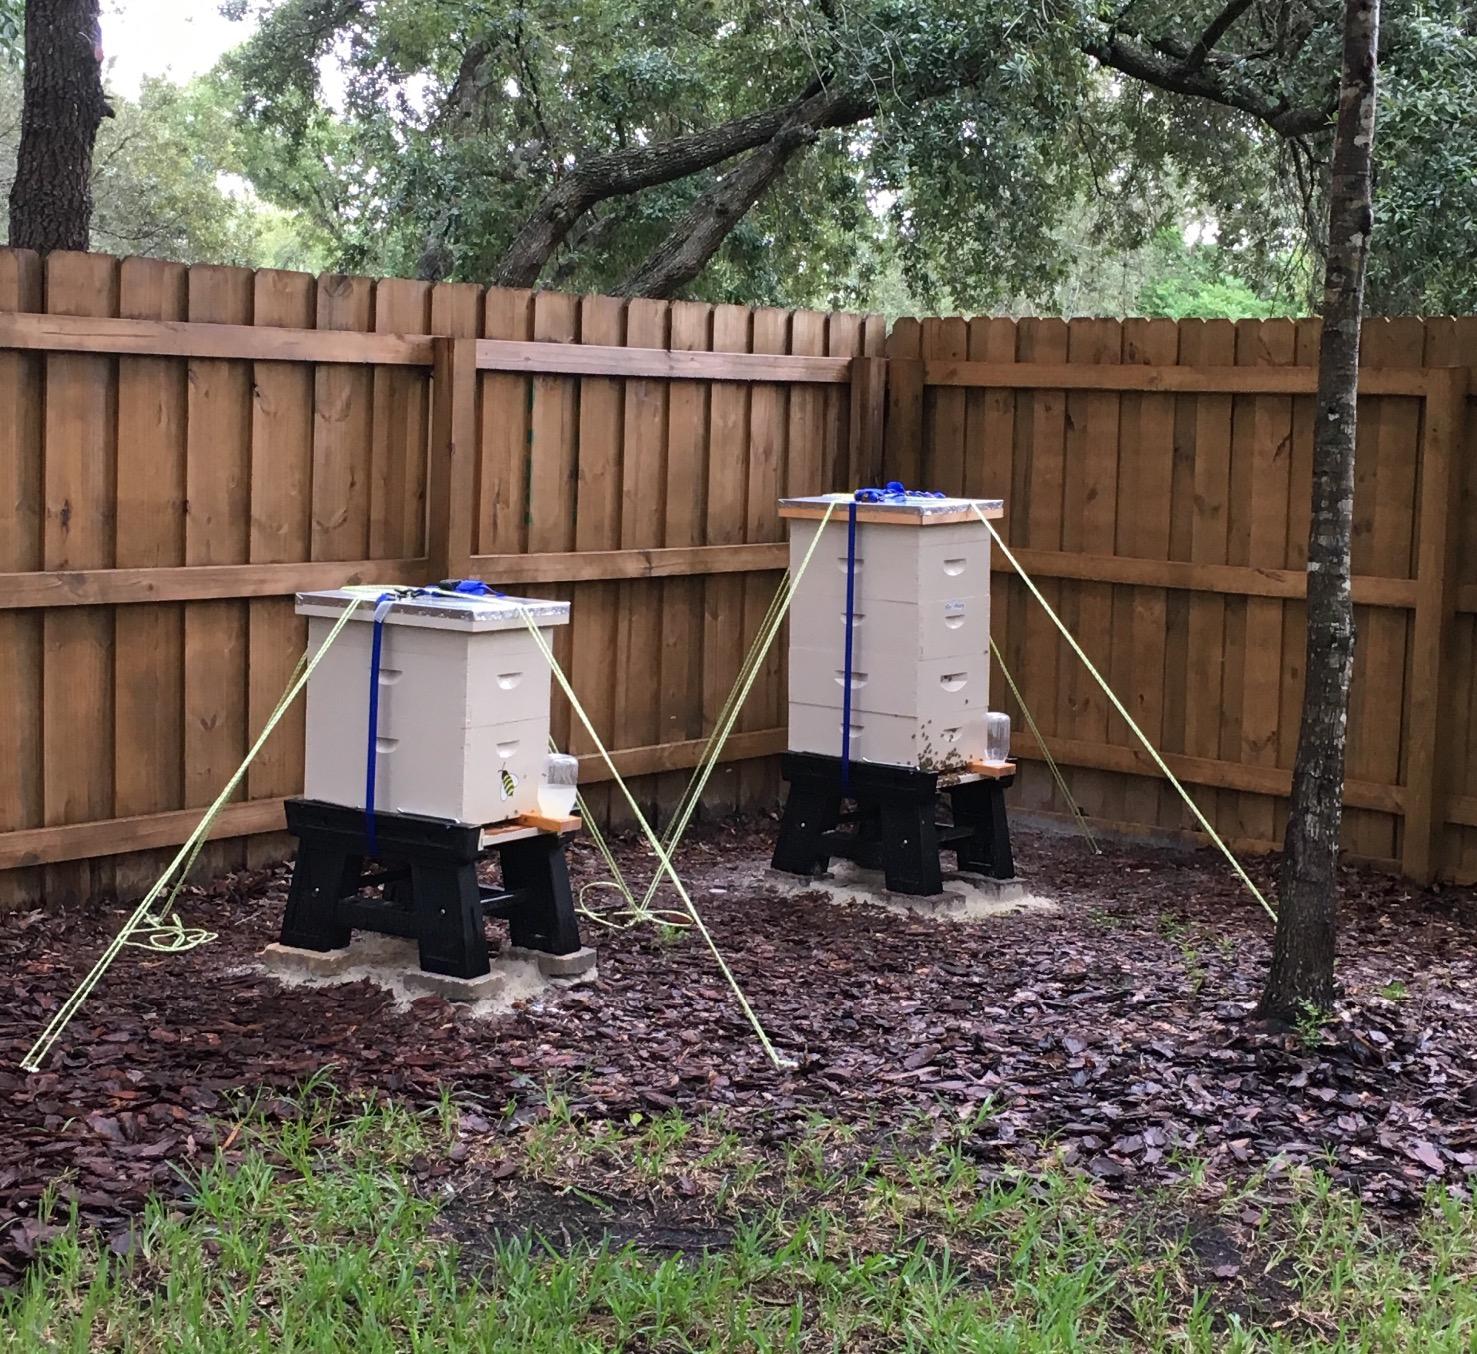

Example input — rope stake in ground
[517,612,787,1067]
[544,734,688,930]
[21,596,373,1073]
[515,501,840,1069]
[562,576,792,930]
[990,636,1100,855]
[977,507,1276,922]
[559,562,799,930]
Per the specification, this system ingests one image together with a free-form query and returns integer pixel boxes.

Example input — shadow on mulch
[434,1155,1307,1335]
[2,818,1476,1282]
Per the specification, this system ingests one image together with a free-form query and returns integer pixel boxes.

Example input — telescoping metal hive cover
[294,589,571,632]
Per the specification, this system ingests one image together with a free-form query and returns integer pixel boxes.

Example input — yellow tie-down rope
[515,501,840,1068]
[558,567,796,929]
[635,569,796,913]
[989,635,1100,854]
[21,594,375,1072]
[975,506,1276,922]
[559,509,832,933]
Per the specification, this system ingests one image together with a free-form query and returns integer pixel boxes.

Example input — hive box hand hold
[779,493,1002,774]
[295,588,571,826]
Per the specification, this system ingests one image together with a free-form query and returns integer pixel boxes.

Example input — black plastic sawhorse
[770,751,1015,896]
[278,797,582,979]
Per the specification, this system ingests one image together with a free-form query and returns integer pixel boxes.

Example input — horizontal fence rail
[0,311,853,381]
[919,357,1455,397]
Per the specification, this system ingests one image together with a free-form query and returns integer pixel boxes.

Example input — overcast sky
[103,1,258,98]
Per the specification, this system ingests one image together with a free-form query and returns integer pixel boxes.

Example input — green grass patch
[4,1091,1476,1352]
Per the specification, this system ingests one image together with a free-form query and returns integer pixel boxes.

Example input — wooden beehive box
[780,494,1003,772]
[295,589,570,826]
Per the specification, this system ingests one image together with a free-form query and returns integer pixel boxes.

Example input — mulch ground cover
[2,819,1475,1282]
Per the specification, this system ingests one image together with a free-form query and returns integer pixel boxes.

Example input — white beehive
[781,493,1003,772]
[295,589,571,826]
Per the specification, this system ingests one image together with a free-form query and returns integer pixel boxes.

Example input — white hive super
[295,589,570,826]
[782,493,1002,772]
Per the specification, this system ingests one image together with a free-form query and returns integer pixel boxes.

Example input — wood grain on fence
[0,248,880,905]
[908,314,1473,882]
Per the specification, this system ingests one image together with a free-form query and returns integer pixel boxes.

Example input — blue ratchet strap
[364,591,398,856]
[838,483,947,785]
[854,480,946,504]
[366,580,505,853]
[841,499,859,791]
[435,578,503,597]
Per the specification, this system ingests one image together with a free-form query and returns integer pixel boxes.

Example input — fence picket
[113,258,189,894]
[0,249,43,908]
[42,253,119,907]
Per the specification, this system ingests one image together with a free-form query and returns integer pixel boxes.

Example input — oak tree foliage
[217,0,1475,311]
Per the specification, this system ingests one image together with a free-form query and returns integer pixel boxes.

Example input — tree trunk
[1259,0,1380,1024]
[8,0,111,252]
[615,124,817,299]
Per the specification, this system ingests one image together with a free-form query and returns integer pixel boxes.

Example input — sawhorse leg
[411,860,490,978]
[500,836,582,955]
[280,843,360,952]
[880,799,943,895]
[771,782,842,877]
[950,780,1015,880]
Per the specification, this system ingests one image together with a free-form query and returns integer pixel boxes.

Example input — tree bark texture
[8,0,111,252]
[1260,0,1380,1023]
[615,123,818,299]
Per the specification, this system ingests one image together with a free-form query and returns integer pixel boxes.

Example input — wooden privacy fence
[0,248,885,909]
[885,313,1477,883]
[3,246,1477,909]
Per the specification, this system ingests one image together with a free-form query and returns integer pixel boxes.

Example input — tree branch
[1086,28,1333,137]
[489,9,1338,292]
[615,123,818,298]
[1182,0,1255,71]
[492,79,865,287]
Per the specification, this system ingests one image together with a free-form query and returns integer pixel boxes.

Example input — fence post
[847,356,886,489]
[426,335,478,582]
[1402,367,1470,882]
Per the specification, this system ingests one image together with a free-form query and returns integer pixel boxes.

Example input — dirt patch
[2,818,1475,1281]
[438,1174,734,1266]
[1145,1208,1301,1329]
